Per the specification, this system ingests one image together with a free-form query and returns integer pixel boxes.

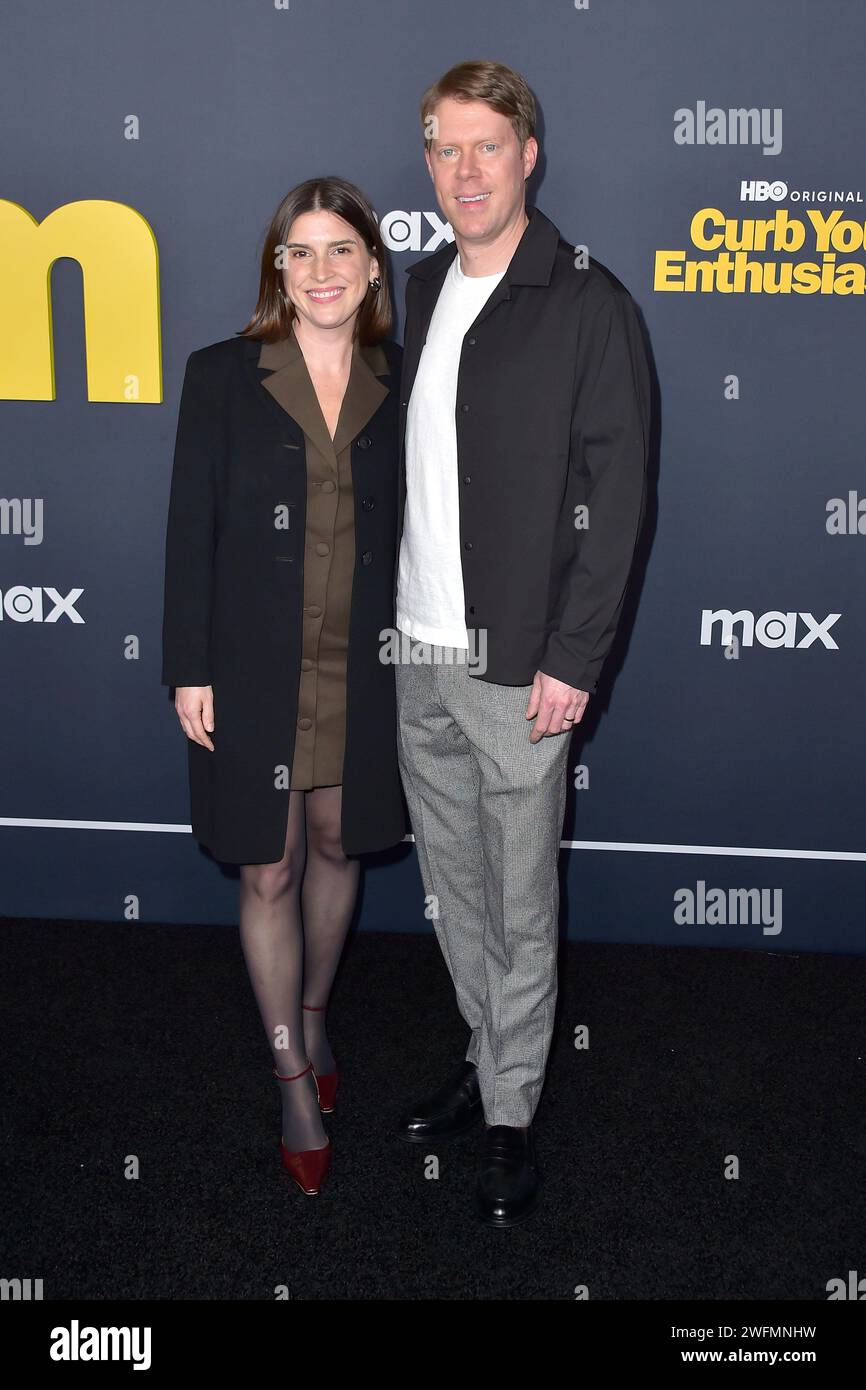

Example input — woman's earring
[369,276,381,292]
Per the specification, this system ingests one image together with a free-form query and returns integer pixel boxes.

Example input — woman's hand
[175,686,215,751]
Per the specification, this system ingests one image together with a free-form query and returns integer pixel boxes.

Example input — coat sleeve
[160,349,221,687]
[540,281,650,695]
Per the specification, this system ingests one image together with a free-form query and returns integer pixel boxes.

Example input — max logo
[379,211,453,253]
[0,587,84,622]
[0,198,160,401]
[700,609,841,649]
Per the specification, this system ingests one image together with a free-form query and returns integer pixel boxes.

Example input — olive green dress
[257,329,388,788]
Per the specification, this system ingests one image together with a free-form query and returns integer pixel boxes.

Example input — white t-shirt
[396,254,506,648]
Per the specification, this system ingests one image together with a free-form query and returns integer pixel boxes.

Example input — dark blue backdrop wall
[1,0,864,951]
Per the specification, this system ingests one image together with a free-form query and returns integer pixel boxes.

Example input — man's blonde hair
[420,60,537,150]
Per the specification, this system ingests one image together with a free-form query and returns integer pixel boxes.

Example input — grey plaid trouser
[394,631,571,1126]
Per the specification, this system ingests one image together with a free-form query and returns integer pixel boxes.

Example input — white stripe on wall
[0,819,863,861]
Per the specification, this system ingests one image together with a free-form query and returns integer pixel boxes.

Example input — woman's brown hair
[239,176,392,345]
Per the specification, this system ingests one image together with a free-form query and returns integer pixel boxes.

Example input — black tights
[238,786,360,1151]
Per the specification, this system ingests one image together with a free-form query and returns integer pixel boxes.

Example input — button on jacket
[161,331,407,864]
[396,206,652,695]
[257,330,386,789]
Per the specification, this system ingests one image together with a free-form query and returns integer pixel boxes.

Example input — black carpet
[1,917,864,1300]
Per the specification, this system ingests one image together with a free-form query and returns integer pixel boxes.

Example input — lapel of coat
[332,339,389,455]
[252,328,388,455]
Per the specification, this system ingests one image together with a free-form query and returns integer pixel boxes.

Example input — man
[393,60,651,1226]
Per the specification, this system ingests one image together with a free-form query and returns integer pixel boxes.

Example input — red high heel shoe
[303,1003,339,1114]
[273,1061,331,1195]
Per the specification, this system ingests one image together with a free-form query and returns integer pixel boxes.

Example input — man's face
[424,97,537,248]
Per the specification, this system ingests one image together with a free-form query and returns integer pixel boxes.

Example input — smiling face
[281,208,379,334]
[424,96,537,251]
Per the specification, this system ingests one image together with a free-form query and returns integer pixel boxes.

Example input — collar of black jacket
[405,205,560,287]
[239,330,392,377]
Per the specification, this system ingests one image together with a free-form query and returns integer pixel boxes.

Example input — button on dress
[257,328,388,789]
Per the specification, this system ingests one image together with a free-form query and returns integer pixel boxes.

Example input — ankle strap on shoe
[302,1003,325,1011]
[273,1061,313,1082]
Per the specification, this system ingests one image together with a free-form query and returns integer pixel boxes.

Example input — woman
[161,177,407,1196]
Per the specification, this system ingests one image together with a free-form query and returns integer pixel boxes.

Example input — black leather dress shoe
[474,1124,540,1227]
[396,1060,483,1143]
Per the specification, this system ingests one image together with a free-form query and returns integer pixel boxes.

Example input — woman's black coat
[161,333,408,864]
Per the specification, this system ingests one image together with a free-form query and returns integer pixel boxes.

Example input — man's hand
[524,671,589,744]
[175,685,215,751]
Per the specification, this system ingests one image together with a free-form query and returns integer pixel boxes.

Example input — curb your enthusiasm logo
[655,206,866,294]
